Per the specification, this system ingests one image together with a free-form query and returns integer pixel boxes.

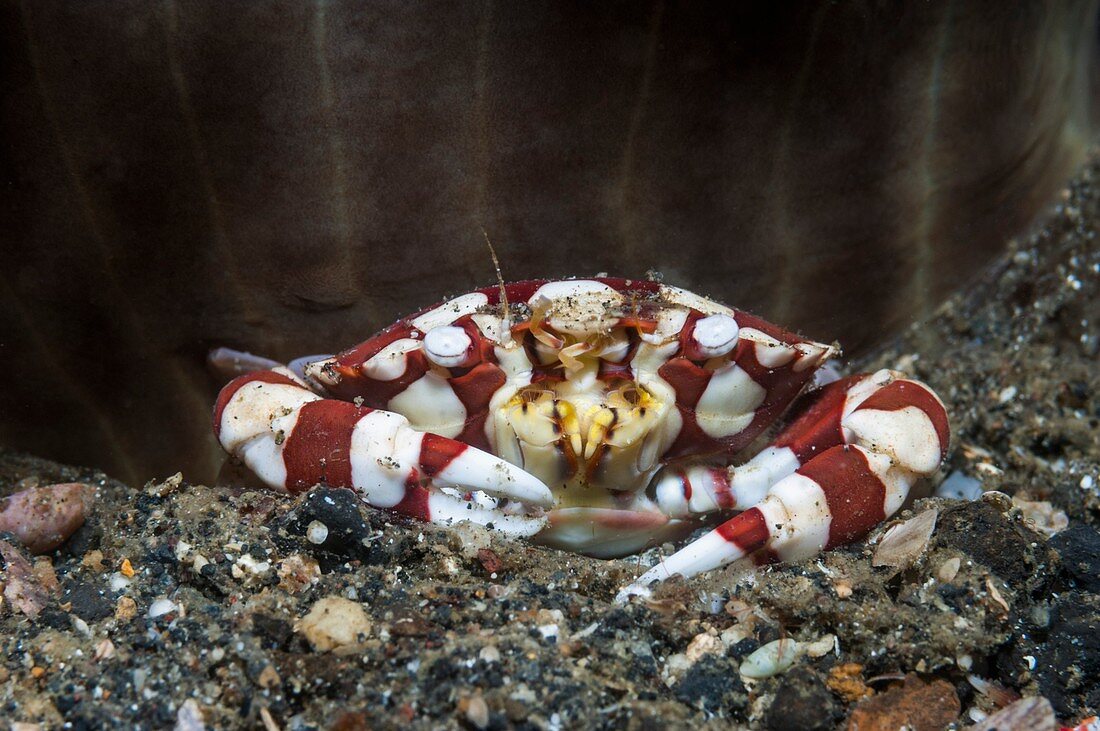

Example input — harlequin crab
[213,278,949,600]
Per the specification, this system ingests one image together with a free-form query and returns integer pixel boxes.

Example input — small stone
[120,558,135,578]
[284,488,372,563]
[174,699,205,731]
[306,520,329,545]
[685,632,724,664]
[766,667,839,731]
[477,548,503,575]
[257,664,281,689]
[277,554,321,593]
[148,597,178,618]
[462,695,490,730]
[0,482,92,554]
[1012,497,1069,537]
[479,645,501,663]
[740,638,802,679]
[0,539,49,617]
[62,581,113,621]
[936,471,984,501]
[937,557,962,582]
[115,596,138,621]
[297,595,372,652]
[81,550,106,573]
[93,638,115,661]
[826,663,873,703]
[673,655,748,714]
[847,675,960,731]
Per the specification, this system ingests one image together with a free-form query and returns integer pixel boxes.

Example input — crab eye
[691,314,739,358]
[423,326,474,367]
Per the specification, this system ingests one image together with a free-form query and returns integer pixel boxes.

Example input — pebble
[0,482,92,554]
[174,699,205,731]
[115,596,138,621]
[937,557,962,582]
[306,520,329,545]
[847,675,960,731]
[296,596,372,652]
[148,597,179,618]
[463,695,490,730]
[0,539,49,618]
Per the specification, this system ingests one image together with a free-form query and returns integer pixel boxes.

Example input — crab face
[214,277,947,584]
[284,279,831,551]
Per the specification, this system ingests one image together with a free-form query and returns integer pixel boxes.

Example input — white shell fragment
[147,597,179,618]
[423,325,474,367]
[872,508,938,569]
[739,637,831,679]
[691,313,740,357]
[740,639,792,679]
[970,696,1056,731]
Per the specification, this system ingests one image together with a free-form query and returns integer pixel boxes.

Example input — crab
[212,278,949,600]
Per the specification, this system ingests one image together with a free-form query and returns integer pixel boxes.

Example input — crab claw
[618,441,931,603]
[213,369,553,519]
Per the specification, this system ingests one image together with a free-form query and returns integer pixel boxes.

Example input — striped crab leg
[214,368,554,537]
[654,370,948,519]
[620,370,948,600]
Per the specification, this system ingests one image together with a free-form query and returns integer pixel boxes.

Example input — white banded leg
[214,368,553,537]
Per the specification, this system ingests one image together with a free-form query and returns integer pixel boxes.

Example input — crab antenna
[482,228,513,346]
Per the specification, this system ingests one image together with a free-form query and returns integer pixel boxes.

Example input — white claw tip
[613,584,653,605]
[692,314,739,358]
[423,326,474,367]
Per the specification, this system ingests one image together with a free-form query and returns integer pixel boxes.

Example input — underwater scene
[1,3,1098,729]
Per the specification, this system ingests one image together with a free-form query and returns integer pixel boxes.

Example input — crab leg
[214,369,554,537]
[621,370,948,600]
[654,370,948,518]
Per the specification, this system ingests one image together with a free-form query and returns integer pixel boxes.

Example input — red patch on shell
[282,400,373,494]
[774,376,863,461]
[391,471,432,521]
[715,506,770,553]
[418,433,468,476]
[448,363,507,452]
[797,446,887,549]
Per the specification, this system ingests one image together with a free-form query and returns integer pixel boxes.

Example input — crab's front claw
[620,371,950,603]
[214,369,553,536]
[618,443,914,602]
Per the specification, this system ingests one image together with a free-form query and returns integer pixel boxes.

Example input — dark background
[2,1,1097,485]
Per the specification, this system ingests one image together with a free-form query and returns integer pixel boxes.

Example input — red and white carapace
[211,278,949,600]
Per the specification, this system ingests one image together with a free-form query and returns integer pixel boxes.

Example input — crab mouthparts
[502,366,666,494]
